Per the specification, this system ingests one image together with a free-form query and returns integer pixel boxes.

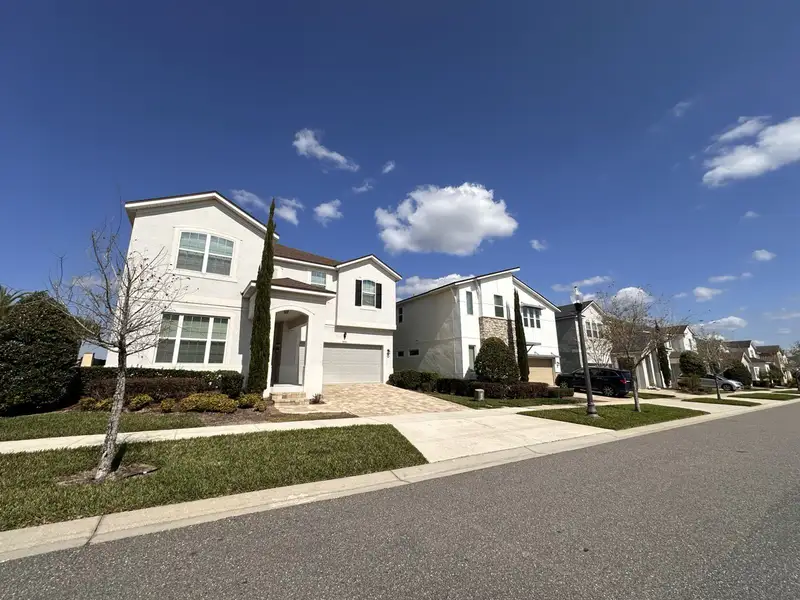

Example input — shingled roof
[273,243,339,267]
[756,345,782,355]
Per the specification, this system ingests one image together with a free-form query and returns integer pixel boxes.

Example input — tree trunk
[714,374,721,401]
[631,369,641,412]
[95,347,126,481]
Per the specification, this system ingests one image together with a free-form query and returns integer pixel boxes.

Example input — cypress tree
[513,290,530,382]
[246,199,276,393]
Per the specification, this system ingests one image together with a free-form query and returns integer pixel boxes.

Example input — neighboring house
[665,325,697,380]
[755,345,789,383]
[393,268,562,384]
[555,300,612,373]
[723,340,771,382]
[106,191,401,398]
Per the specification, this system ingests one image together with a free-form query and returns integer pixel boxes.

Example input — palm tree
[0,285,26,321]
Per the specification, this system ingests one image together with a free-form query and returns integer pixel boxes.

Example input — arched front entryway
[269,308,310,387]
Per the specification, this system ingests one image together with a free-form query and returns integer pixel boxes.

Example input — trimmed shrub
[387,370,439,392]
[237,393,261,409]
[723,363,752,387]
[79,397,111,411]
[253,400,268,412]
[474,337,519,383]
[128,394,153,411]
[679,351,705,377]
[435,378,470,396]
[85,377,209,402]
[160,398,177,413]
[418,371,439,393]
[546,386,575,398]
[506,382,549,399]
[0,292,82,415]
[468,381,507,399]
[180,392,237,413]
[78,367,243,399]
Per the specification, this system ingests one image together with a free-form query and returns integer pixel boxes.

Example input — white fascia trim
[336,256,402,281]
[125,192,279,240]
[513,277,560,312]
[275,256,337,271]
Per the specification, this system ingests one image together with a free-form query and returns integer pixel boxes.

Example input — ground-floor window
[155,313,229,364]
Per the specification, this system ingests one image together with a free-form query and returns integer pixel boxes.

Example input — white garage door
[322,343,383,384]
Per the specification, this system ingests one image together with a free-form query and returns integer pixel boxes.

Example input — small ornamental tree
[513,291,529,382]
[474,337,519,383]
[247,199,276,394]
[657,344,671,388]
[0,292,81,415]
[679,351,705,377]
[695,332,728,400]
[723,362,752,387]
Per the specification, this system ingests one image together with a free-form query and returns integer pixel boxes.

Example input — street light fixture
[572,286,598,418]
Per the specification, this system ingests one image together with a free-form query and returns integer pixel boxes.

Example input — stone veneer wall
[479,316,515,347]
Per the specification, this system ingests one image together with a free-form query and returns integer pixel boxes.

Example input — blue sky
[2,1,799,346]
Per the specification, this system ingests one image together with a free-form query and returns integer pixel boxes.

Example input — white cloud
[397,273,472,299]
[704,316,748,331]
[673,292,688,299]
[374,183,518,255]
[230,189,268,211]
[530,239,548,251]
[766,311,800,320]
[381,160,396,174]
[778,328,791,334]
[741,272,753,279]
[274,197,303,226]
[71,274,103,288]
[742,210,759,219]
[352,179,373,194]
[715,116,770,143]
[614,287,653,304]
[293,129,359,172]
[552,275,611,293]
[703,116,800,186]
[709,275,737,283]
[694,286,723,302]
[671,100,693,118]
[752,249,776,261]
[753,340,766,345]
[314,199,343,226]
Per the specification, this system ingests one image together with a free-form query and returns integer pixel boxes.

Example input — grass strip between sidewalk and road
[627,392,677,399]
[428,392,581,409]
[732,392,800,401]
[0,412,205,442]
[520,403,707,430]
[682,397,760,407]
[0,424,426,532]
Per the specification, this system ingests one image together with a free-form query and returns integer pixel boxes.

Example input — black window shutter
[355,280,362,306]
[376,283,383,309]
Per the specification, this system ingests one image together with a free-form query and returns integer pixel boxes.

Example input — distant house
[723,340,778,382]
[664,325,697,379]
[393,268,562,384]
[555,300,612,373]
[756,345,790,382]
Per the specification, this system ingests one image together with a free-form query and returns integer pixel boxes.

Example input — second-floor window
[466,291,474,315]
[176,231,234,276]
[355,279,383,308]
[397,306,403,323]
[494,295,504,318]
[522,306,541,328]
[310,270,326,286]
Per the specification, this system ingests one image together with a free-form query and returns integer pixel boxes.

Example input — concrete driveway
[321,383,463,417]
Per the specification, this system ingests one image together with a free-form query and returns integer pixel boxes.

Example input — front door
[270,325,283,385]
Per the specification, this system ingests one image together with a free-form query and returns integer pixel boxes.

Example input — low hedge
[506,382,549,399]
[78,367,243,399]
[435,378,472,396]
[388,370,440,392]
[179,392,237,413]
[547,386,575,398]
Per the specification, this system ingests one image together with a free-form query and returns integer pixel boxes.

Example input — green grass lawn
[628,392,676,399]
[520,403,707,430]
[0,412,204,442]
[682,397,760,407]
[0,424,425,531]
[733,392,800,401]
[428,392,580,409]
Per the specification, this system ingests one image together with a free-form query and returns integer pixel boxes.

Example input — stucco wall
[394,289,459,377]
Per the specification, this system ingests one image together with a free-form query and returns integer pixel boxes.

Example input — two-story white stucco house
[105,191,401,399]
[393,268,562,384]
[555,300,612,373]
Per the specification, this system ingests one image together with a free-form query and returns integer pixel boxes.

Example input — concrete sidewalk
[0,396,776,462]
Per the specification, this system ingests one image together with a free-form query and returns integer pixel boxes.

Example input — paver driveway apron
[321,383,462,416]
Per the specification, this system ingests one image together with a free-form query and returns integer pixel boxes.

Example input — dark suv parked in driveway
[555,368,633,397]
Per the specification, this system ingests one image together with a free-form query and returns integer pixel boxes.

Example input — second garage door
[528,357,555,385]
[322,343,383,384]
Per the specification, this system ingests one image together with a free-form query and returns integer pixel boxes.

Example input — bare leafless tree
[695,330,727,400]
[596,287,683,412]
[788,341,800,391]
[52,224,186,482]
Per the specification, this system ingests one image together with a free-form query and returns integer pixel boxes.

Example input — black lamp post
[573,286,598,418]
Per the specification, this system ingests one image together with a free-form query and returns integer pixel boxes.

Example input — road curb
[2,397,798,563]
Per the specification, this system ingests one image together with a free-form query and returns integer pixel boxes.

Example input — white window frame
[522,306,541,329]
[494,295,504,318]
[310,270,327,286]
[172,229,237,280]
[468,344,476,369]
[362,279,377,307]
[466,291,474,315]
[155,313,229,365]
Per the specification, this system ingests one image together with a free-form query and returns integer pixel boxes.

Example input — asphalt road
[2,404,800,600]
